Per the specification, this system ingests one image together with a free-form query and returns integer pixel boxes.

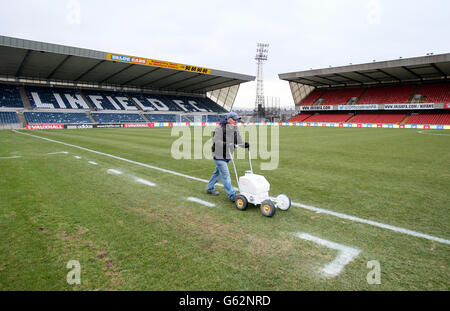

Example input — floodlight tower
[254,43,269,120]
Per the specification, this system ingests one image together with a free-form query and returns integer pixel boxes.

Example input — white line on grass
[294,233,361,277]
[74,156,81,159]
[289,201,450,245]
[13,130,450,245]
[418,130,450,136]
[107,169,122,175]
[187,197,216,208]
[135,178,156,187]
[0,156,22,159]
[13,130,210,184]
[88,161,98,165]
[46,151,69,155]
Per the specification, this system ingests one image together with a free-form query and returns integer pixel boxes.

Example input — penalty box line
[13,130,450,246]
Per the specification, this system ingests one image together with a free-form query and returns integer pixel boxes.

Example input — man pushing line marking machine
[206,112,291,217]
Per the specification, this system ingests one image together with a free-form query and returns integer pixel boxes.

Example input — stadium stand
[297,83,450,108]
[0,84,23,108]
[304,113,353,123]
[288,113,312,122]
[415,83,450,104]
[357,85,416,105]
[91,113,145,123]
[0,111,19,124]
[24,112,91,124]
[348,113,407,124]
[405,112,450,125]
[26,86,90,109]
[319,88,365,105]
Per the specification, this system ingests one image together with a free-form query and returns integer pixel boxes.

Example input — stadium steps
[355,87,369,104]
[18,86,32,109]
[408,85,421,103]
[127,95,143,111]
[400,114,411,124]
[78,91,95,110]
[140,112,150,122]
[16,111,26,127]
[314,89,328,105]
[86,111,97,123]
[302,114,314,122]
[345,114,357,122]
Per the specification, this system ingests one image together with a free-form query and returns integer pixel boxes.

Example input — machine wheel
[260,200,276,217]
[275,194,291,211]
[235,195,248,211]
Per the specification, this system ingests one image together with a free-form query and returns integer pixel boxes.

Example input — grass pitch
[0,127,449,290]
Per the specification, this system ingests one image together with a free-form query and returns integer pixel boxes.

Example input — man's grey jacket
[211,121,243,162]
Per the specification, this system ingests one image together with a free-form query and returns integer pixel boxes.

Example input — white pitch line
[74,156,81,159]
[418,130,450,136]
[13,130,210,184]
[46,151,69,155]
[0,156,22,159]
[135,178,156,187]
[88,161,98,165]
[187,197,216,208]
[289,201,450,245]
[107,169,122,175]
[13,130,450,245]
[294,233,361,277]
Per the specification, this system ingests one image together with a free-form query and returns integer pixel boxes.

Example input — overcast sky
[1,0,449,108]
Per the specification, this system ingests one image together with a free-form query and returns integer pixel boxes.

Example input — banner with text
[107,53,211,74]
[384,103,435,110]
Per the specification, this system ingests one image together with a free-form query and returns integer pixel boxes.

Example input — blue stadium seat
[130,93,180,112]
[0,84,23,108]
[203,97,228,113]
[0,111,19,124]
[205,114,226,122]
[144,114,177,122]
[24,112,91,124]
[91,113,145,123]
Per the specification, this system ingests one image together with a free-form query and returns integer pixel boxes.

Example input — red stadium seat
[304,113,353,123]
[348,113,406,124]
[405,112,450,125]
[357,85,416,105]
[289,113,312,122]
[320,88,365,105]
[415,83,450,104]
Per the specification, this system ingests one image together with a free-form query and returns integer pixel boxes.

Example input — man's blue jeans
[206,160,236,200]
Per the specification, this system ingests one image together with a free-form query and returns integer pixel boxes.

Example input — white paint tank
[239,172,270,195]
